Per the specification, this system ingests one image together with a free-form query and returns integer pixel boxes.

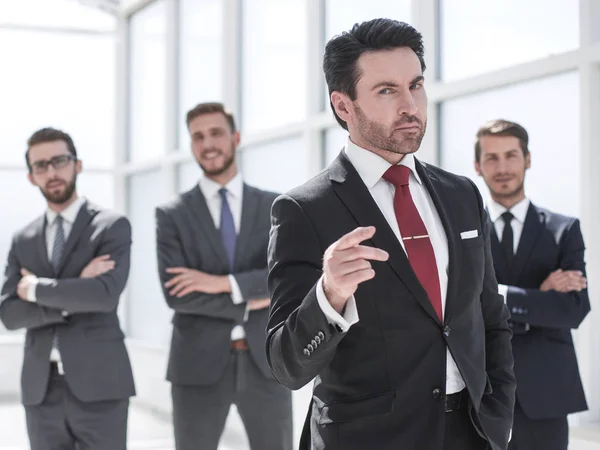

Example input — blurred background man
[474,119,590,450]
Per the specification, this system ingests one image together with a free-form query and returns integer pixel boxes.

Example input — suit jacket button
[307,344,314,352]
[314,336,321,344]
[303,348,310,357]
[432,388,443,400]
[443,326,451,337]
[311,339,318,348]
[318,331,325,340]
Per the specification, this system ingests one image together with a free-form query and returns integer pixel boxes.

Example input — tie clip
[402,234,429,241]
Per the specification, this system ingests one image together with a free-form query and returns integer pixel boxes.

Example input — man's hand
[80,255,115,278]
[248,298,271,311]
[165,268,230,297]
[540,269,587,292]
[322,226,389,314]
[17,269,37,301]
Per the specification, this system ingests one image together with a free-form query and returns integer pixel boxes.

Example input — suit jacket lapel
[488,217,511,283]
[416,161,460,325]
[234,184,260,269]
[34,215,54,276]
[56,201,97,275]
[510,203,543,283]
[329,154,440,324]
[183,186,230,268]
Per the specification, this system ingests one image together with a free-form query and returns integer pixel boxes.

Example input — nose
[397,88,418,117]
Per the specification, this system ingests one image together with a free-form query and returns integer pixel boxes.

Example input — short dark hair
[26,127,77,170]
[323,18,426,130]
[475,119,530,162]
[186,102,237,132]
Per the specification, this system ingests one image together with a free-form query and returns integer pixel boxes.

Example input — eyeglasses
[29,154,76,174]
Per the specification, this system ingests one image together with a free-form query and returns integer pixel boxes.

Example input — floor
[1,401,600,450]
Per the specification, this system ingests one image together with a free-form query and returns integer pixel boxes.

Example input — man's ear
[331,91,352,124]
[474,160,483,176]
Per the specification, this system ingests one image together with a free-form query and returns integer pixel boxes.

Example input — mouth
[201,150,222,161]
[494,177,514,184]
[394,124,420,132]
[47,181,65,189]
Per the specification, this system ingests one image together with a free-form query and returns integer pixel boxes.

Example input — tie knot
[218,188,228,199]
[55,215,64,226]
[382,164,411,187]
[501,211,514,225]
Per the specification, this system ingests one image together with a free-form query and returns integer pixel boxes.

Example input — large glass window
[323,127,348,167]
[0,30,115,169]
[177,159,201,193]
[440,0,579,81]
[240,137,307,193]
[178,0,222,147]
[126,170,170,346]
[440,71,580,217]
[242,0,307,133]
[129,0,168,162]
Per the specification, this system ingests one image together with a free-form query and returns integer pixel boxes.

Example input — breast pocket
[461,235,484,249]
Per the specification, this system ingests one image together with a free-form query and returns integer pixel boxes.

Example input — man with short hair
[474,119,589,450]
[156,102,293,450]
[0,127,135,450]
[266,19,516,450]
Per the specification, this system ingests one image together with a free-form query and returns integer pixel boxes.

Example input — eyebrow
[371,76,425,91]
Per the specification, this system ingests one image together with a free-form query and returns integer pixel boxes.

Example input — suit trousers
[25,365,129,450]
[443,406,489,450]
[171,348,293,450]
[508,401,568,450]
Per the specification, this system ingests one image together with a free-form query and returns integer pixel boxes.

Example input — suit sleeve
[266,194,346,391]
[155,207,246,322]
[33,217,131,314]
[0,236,67,330]
[506,219,590,329]
[469,179,516,448]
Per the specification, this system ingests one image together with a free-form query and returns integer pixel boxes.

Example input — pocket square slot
[460,230,478,239]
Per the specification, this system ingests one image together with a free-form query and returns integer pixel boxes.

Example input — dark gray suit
[156,184,292,450]
[0,201,135,450]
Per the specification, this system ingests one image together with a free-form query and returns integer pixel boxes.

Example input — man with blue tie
[474,119,590,450]
[155,102,293,450]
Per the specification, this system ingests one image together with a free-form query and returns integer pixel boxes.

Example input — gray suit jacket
[156,184,278,385]
[0,201,136,406]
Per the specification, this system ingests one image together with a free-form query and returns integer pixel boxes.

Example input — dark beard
[355,104,426,155]
[41,175,77,204]
[198,149,235,176]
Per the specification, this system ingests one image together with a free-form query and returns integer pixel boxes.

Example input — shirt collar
[488,197,530,223]
[198,172,243,199]
[46,197,86,225]
[343,137,422,189]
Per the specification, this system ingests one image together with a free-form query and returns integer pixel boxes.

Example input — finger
[341,268,376,286]
[176,283,198,298]
[335,227,377,251]
[21,268,32,276]
[93,255,111,262]
[346,245,389,262]
[170,281,192,297]
[166,267,188,274]
[337,259,373,276]
[165,274,188,288]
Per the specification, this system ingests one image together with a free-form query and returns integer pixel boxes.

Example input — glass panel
[77,172,115,210]
[126,170,170,345]
[177,159,201,193]
[242,0,307,133]
[323,127,349,167]
[0,30,115,169]
[129,0,168,162]
[178,0,222,148]
[440,72,580,217]
[240,136,308,193]
[0,0,116,31]
[440,0,579,81]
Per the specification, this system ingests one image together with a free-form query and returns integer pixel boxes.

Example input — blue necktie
[219,188,237,268]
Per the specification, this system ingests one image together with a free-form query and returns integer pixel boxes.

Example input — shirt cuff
[316,276,359,332]
[228,275,244,305]
[26,276,39,302]
[498,284,508,303]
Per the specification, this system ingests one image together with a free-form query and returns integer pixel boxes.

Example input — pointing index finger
[335,226,376,251]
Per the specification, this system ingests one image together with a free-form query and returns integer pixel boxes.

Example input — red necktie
[383,165,443,322]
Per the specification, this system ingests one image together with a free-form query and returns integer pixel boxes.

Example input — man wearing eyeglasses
[0,128,135,450]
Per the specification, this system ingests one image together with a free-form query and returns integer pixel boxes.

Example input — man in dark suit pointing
[266,19,516,450]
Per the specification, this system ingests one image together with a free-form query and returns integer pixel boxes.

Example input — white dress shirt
[197,174,247,340]
[316,137,465,394]
[487,198,530,300]
[27,196,86,362]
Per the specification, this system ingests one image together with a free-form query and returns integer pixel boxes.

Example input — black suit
[0,201,135,450]
[489,203,589,450]
[267,153,516,450]
[156,183,292,450]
